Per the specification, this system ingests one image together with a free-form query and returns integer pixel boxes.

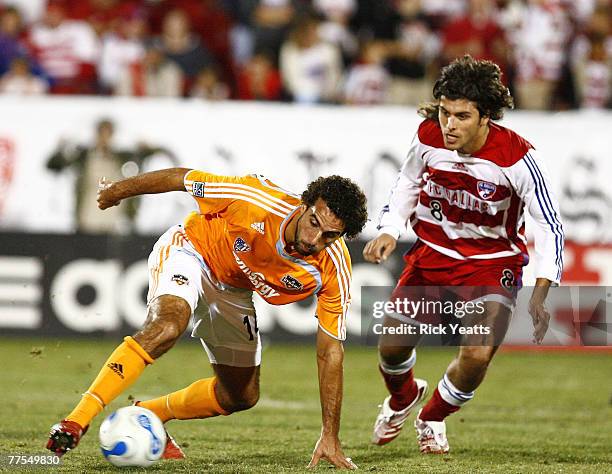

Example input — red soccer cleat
[372,378,428,446]
[162,430,185,459]
[46,420,88,456]
[414,409,450,454]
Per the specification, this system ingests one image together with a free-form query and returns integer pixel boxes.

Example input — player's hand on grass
[363,233,397,264]
[528,298,550,344]
[307,434,356,470]
[97,177,121,209]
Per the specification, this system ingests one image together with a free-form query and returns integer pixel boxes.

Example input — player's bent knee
[223,391,259,413]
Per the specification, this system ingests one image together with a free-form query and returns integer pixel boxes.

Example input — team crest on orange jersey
[281,274,303,291]
[192,181,205,197]
[234,237,251,252]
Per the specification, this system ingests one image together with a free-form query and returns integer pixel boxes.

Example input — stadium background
[0,1,611,471]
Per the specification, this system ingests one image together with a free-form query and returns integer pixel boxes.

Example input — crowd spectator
[511,0,572,109]
[98,12,146,92]
[280,14,342,103]
[0,7,29,75]
[343,40,389,105]
[115,44,183,97]
[383,0,440,105]
[1,0,46,25]
[441,0,509,79]
[27,1,99,94]
[314,0,358,63]
[252,0,298,61]
[419,0,466,27]
[65,0,144,37]
[236,51,282,100]
[0,56,47,94]
[146,0,232,78]
[571,5,612,108]
[0,0,609,109]
[154,8,215,88]
[189,65,230,100]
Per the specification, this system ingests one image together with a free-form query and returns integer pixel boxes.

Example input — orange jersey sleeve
[316,239,352,341]
[184,170,297,217]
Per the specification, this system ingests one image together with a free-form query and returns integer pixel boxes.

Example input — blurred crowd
[0,0,611,109]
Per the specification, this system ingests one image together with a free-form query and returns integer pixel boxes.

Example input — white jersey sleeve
[377,135,426,239]
[504,149,564,283]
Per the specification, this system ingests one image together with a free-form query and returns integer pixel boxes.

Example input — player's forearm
[316,330,344,437]
[108,168,191,200]
[530,278,552,304]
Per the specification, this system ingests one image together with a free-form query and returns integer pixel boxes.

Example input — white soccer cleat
[372,378,428,446]
[414,409,450,454]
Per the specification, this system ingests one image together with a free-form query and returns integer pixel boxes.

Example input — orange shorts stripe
[150,231,186,302]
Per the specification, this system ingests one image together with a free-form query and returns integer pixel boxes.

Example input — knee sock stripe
[84,391,104,408]
[165,395,176,419]
[441,380,472,401]
[379,350,417,375]
[441,381,473,402]
[438,374,474,407]
[443,374,474,399]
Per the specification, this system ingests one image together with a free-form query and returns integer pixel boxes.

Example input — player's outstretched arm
[363,233,397,263]
[307,328,356,470]
[97,167,191,210]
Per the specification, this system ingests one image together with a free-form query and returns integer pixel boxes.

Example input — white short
[147,225,261,367]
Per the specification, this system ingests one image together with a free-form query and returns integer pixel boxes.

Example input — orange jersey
[183,170,352,340]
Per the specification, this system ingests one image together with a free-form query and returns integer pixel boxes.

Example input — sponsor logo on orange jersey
[233,252,280,298]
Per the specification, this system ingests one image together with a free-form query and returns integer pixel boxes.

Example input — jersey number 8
[430,200,444,222]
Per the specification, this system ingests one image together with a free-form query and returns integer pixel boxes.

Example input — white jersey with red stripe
[378,119,564,283]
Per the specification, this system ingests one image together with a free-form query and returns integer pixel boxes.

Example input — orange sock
[66,336,154,427]
[139,377,228,423]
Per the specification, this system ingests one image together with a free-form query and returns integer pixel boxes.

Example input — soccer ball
[99,406,167,467]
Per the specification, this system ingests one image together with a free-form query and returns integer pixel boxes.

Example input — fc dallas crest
[477,181,496,200]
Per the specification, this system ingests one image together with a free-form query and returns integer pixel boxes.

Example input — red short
[396,240,527,288]
[391,241,528,309]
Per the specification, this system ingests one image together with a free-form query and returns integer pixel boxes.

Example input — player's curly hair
[418,55,514,121]
[301,176,368,240]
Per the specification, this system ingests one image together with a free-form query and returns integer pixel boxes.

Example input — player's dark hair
[301,176,367,240]
[418,55,514,121]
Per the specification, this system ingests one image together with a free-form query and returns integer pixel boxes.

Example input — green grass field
[1,337,610,473]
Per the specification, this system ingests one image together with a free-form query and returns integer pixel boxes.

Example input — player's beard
[294,241,316,256]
